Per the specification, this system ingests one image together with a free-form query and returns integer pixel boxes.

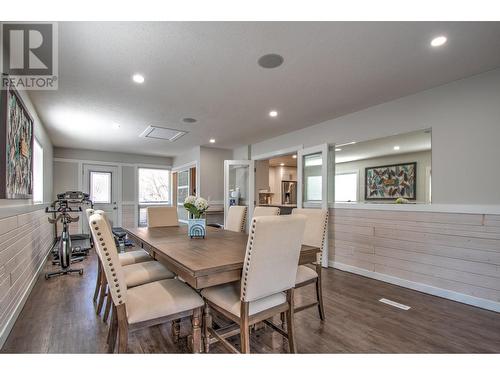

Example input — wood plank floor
[1,249,499,353]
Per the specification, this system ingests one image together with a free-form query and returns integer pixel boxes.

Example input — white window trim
[33,137,43,204]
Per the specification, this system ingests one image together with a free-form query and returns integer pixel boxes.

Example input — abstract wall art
[0,84,34,199]
[365,162,416,200]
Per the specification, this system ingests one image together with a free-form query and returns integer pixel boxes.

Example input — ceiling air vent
[139,126,188,142]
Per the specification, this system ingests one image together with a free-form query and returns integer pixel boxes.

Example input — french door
[223,160,255,232]
[297,144,329,267]
[83,164,120,228]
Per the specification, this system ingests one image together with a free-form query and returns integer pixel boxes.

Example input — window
[90,171,112,203]
[306,176,322,201]
[176,169,190,222]
[303,153,323,202]
[335,172,358,202]
[138,168,170,226]
[33,138,43,203]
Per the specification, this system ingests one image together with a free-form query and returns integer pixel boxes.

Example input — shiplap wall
[0,209,53,345]
[330,208,500,311]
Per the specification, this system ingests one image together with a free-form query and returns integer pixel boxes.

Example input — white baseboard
[329,261,500,313]
[0,246,52,349]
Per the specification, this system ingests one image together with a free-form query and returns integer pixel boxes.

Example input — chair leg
[286,289,297,354]
[203,303,212,353]
[93,260,102,302]
[191,308,202,354]
[96,281,107,316]
[116,305,128,354]
[103,292,112,323]
[171,319,180,343]
[280,311,286,328]
[316,275,325,321]
[107,305,118,353]
[240,302,250,354]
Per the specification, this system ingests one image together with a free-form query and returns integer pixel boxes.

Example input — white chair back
[291,208,329,249]
[147,206,179,227]
[89,213,127,306]
[253,206,280,217]
[241,215,306,302]
[225,205,247,232]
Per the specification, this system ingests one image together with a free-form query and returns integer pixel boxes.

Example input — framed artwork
[365,162,416,200]
[0,83,34,199]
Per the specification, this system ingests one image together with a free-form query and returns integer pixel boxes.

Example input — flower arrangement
[184,195,209,218]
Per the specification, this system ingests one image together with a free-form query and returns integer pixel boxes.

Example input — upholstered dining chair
[146,206,179,227]
[291,208,329,321]
[253,206,280,217]
[86,209,152,305]
[201,215,306,353]
[88,209,175,323]
[89,213,204,353]
[225,205,247,232]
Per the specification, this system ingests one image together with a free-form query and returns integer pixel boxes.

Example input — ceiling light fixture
[269,110,278,118]
[430,35,447,47]
[335,148,342,152]
[292,155,297,159]
[209,139,216,143]
[394,146,400,150]
[280,163,285,166]
[258,54,284,69]
[132,73,145,83]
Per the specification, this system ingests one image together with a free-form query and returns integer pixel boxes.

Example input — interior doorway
[254,152,298,215]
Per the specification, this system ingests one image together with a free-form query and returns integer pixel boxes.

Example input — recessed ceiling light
[335,148,342,152]
[258,54,284,69]
[430,36,447,47]
[336,141,356,147]
[394,146,400,150]
[112,123,120,130]
[132,73,145,83]
[292,155,297,159]
[280,163,285,166]
[182,117,197,123]
[209,139,215,143]
[269,110,278,117]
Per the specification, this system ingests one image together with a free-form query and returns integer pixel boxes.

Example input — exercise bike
[45,198,85,279]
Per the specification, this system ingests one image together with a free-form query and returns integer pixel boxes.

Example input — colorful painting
[0,86,34,199]
[365,162,416,200]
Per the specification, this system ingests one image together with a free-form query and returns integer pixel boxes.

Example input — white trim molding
[330,261,500,313]
[332,202,500,215]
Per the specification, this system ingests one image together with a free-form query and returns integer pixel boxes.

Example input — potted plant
[184,195,209,238]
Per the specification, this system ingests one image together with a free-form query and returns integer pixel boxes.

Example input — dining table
[123,225,321,290]
[123,225,320,352]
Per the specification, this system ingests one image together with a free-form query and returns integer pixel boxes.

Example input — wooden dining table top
[123,225,319,289]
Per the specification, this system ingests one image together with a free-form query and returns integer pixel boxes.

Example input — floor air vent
[139,126,188,142]
[379,298,411,310]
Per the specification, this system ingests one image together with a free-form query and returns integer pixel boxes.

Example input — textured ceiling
[28,22,500,157]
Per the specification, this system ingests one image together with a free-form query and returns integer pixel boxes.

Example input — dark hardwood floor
[2,249,499,353]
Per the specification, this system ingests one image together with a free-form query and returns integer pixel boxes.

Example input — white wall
[172,146,201,169]
[336,150,431,203]
[249,68,500,205]
[200,147,232,203]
